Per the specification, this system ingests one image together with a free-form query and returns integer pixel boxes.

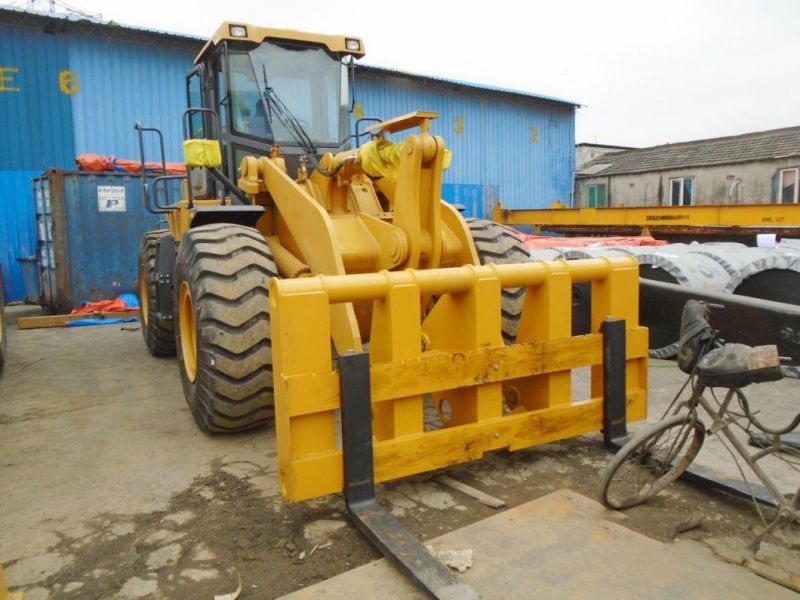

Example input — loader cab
[187,23,365,189]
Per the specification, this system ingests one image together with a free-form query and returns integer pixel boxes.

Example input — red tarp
[70,297,132,314]
[520,234,667,250]
[76,154,186,174]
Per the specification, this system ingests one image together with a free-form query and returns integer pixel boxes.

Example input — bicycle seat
[697,343,783,388]
[677,300,714,374]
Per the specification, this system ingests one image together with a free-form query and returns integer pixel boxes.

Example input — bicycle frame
[678,379,800,548]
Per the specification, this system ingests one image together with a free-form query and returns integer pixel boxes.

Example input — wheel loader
[135,22,648,596]
[136,22,533,433]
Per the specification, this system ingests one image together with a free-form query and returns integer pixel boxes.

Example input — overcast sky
[22,0,800,148]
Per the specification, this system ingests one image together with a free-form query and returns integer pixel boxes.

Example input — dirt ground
[1,304,799,599]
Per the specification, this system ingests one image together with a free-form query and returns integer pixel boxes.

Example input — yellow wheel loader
[135,22,647,596]
[135,22,533,433]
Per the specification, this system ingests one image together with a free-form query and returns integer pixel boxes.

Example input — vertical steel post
[601,318,628,447]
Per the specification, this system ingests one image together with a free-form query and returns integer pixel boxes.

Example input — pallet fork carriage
[271,257,646,596]
[131,20,648,597]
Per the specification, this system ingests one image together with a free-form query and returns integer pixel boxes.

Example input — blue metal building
[354,66,577,219]
[0,7,577,301]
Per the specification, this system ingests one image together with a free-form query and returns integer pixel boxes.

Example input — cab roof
[195,22,365,64]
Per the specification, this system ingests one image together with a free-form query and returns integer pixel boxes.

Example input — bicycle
[599,299,800,550]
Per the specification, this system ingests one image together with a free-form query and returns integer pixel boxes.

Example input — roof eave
[356,64,581,108]
[577,152,800,178]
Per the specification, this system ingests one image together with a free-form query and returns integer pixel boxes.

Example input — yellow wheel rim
[139,265,149,326]
[179,281,197,383]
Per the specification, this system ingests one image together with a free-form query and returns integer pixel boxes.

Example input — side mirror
[190,167,209,198]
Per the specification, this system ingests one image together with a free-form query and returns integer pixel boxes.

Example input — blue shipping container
[33,170,182,313]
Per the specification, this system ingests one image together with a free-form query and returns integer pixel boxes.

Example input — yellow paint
[235,111,469,354]
[454,115,464,134]
[492,201,800,230]
[271,257,647,501]
[196,22,365,65]
[367,111,438,135]
[0,67,20,92]
[58,70,80,95]
[155,25,647,508]
[179,282,197,383]
[163,110,476,356]
[530,126,539,143]
[351,102,364,118]
[139,262,149,326]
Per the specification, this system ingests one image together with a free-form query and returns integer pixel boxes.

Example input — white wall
[575,158,800,207]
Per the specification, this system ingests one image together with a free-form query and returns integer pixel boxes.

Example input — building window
[587,183,607,208]
[779,168,799,204]
[669,177,694,206]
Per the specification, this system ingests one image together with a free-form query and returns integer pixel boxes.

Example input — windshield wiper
[256,62,353,178]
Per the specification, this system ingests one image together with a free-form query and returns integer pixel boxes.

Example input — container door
[63,172,172,309]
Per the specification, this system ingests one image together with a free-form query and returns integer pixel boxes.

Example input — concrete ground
[1,304,799,599]
[284,490,795,599]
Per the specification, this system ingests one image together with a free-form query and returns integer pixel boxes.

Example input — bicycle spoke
[601,414,704,509]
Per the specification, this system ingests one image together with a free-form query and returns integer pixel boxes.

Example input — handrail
[134,122,172,214]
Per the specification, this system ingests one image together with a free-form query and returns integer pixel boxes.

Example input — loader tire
[467,218,531,343]
[138,231,177,357]
[174,224,278,433]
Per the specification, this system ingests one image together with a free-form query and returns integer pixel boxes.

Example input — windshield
[228,41,348,147]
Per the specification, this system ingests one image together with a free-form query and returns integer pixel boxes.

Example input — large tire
[138,231,177,357]
[600,414,705,509]
[174,224,277,433]
[467,218,532,343]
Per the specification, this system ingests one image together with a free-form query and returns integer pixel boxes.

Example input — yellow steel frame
[235,112,477,355]
[492,202,800,234]
[270,256,648,502]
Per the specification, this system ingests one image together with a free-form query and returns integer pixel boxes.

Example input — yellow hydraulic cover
[183,139,222,168]
[359,138,452,181]
[270,256,648,502]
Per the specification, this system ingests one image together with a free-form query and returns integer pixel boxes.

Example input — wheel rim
[139,264,149,326]
[604,416,703,509]
[179,281,197,383]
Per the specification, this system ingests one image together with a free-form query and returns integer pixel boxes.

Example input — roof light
[229,25,248,38]
[345,38,361,51]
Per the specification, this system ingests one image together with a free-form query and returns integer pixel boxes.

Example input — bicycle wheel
[600,413,705,509]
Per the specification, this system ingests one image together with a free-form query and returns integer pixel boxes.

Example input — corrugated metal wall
[0,13,576,301]
[0,23,75,170]
[0,16,198,300]
[67,34,196,161]
[0,170,42,300]
[355,67,576,216]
